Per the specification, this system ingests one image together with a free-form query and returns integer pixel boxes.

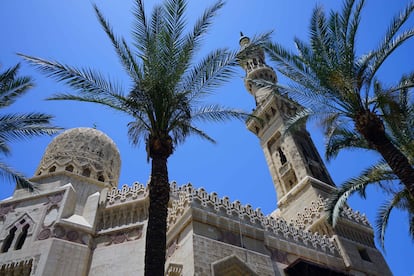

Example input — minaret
[238,34,335,220]
[238,35,392,275]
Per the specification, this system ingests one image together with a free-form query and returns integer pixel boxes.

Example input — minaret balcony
[279,162,291,176]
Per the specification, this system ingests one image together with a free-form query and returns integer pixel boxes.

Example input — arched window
[1,227,16,252]
[65,165,74,172]
[14,224,29,250]
[82,168,91,177]
[49,166,56,173]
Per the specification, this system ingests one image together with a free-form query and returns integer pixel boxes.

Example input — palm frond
[0,161,36,191]
[309,5,332,69]
[173,123,216,145]
[189,105,248,124]
[0,63,34,108]
[18,54,124,96]
[127,119,151,146]
[131,0,150,55]
[375,189,411,248]
[180,48,238,100]
[327,162,395,225]
[0,113,61,150]
[367,2,414,85]
[345,0,364,59]
[324,124,368,161]
[94,4,142,82]
[185,0,224,53]
[48,93,128,114]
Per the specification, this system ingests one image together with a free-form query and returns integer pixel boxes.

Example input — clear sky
[1,0,413,274]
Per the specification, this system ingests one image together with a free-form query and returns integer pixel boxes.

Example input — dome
[34,127,121,187]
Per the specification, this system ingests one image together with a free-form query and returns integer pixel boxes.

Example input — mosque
[0,36,391,275]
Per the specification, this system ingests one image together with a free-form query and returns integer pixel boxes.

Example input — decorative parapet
[168,183,338,256]
[340,205,370,226]
[0,257,35,275]
[166,263,183,276]
[289,195,326,230]
[290,195,370,230]
[107,182,147,205]
[105,182,342,255]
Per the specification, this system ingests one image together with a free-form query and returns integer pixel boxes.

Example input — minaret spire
[238,34,334,213]
[238,34,277,105]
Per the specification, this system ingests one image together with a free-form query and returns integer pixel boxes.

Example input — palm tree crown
[264,0,414,197]
[327,74,414,248]
[20,0,250,274]
[0,63,61,190]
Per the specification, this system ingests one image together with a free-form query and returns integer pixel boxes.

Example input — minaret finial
[239,32,250,47]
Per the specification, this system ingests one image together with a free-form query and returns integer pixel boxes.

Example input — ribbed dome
[34,128,121,187]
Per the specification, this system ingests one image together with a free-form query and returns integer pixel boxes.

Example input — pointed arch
[211,255,258,276]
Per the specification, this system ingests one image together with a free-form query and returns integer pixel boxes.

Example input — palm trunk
[370,132,414,198]
[356,111,414,198]
[144,154,169,276]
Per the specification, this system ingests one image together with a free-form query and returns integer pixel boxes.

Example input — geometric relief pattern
[290,195,371,230]
[38,225,91,246]
[106,182,147,205]
[106,182,340,255]
[94,226,143,248]
[167,183,338,255]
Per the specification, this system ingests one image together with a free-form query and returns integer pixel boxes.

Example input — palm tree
[19,0,251,274]
[327,74,414,248]
[263,0,414,198]
[0,63,60,191]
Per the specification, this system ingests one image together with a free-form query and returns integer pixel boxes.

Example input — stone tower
[238,34,391,274]
[238,34,335,223]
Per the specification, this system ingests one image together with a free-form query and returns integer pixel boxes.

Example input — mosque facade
[0,37,391,275]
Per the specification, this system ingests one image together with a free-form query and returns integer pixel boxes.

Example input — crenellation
[290,195,371,231]
[106,182,147,205]
[166,183,340,257]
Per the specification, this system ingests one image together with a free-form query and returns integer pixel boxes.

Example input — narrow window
[358,248,371,262]
[82,168,91,177]
[2,226,17,252]
[49,166,56,173]
[98,175,105,182]
[15,224,29,250]
[278,147,287,165]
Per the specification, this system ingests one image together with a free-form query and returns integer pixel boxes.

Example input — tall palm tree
[327,74,414,248]
[263,0,414,197]
[0,63,60,191]
[19,0,251,274]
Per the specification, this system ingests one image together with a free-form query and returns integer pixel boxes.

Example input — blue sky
[1,0,413,274]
